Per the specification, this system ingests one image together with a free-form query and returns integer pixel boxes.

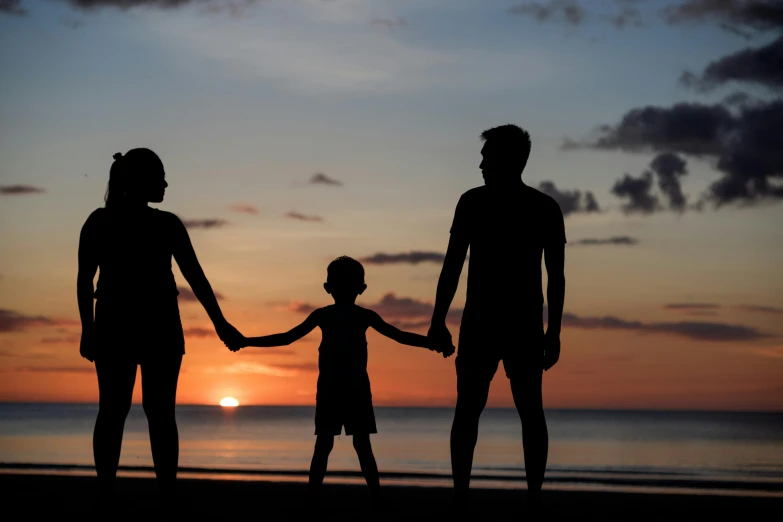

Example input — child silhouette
[229,256,453,506]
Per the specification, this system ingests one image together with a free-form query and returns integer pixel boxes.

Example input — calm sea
[1,404,782,495]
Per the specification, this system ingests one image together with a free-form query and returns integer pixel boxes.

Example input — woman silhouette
[77,148,240,504]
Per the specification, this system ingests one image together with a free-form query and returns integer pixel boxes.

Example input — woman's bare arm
[77,212,99,361]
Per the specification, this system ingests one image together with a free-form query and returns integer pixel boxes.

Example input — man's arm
[429,233,469,337]
[543,242,565,370]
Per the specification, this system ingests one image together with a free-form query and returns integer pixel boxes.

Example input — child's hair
[327,256,365,288]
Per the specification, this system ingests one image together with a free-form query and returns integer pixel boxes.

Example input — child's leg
[352,434,380,495]
[309,434,334,494]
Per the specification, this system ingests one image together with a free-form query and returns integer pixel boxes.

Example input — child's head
[324,256,367,303]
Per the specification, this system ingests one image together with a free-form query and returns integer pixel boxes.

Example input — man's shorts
[456,325,545,385]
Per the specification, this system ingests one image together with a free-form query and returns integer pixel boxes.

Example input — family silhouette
[77,124,566,515]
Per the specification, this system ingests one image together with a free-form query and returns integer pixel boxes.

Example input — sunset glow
[219,397,240,408]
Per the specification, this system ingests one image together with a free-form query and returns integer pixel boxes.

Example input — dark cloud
[611,5,643,28]
[183,327,216,338]
[360,251,445,265]
[663,0,783,33]
[177,286,224,302]
[63,0,195,10]
[287,301,318,314]
[664,303,722,310]
[571,236,639,246]
[371,17,406,29]
[738,304,783,314]
[285,211,324,222]
[650,152,689,211]
[309,173,343,186]
[15,366,93,374]
[569,100,783,206]
[0,309,56,333]
[181,218,228,229]
[560,312,769,342]
[1,185,45,195]
[230,203,258,215]
[509,0,585,26]
[537,181,601,216]
[611,172,660,214]
[0,0,26,16]
[680,35,783,93]
[40,336,81,344]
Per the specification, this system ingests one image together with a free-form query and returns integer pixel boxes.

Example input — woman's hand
[80,329,96,362]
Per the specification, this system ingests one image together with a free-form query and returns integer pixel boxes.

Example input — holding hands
[428,322,455,358]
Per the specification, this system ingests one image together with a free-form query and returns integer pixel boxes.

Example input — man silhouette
[428,124,565,511]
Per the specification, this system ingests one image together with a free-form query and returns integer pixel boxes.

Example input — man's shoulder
[457,186,487,206]
[523,184,563,215]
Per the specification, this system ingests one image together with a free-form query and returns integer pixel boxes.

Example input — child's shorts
[315,397,377,436]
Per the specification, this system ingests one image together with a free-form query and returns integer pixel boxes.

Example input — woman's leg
[94,357,137,498]
[140,355,182,499]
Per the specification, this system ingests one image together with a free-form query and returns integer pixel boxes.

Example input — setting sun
[219,397,239,408]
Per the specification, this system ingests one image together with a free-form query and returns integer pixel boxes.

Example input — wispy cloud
[183,327,215,338]
[230,203,259,215]
[15,366,93,374]
[571,236,638,246]
[360,251,445,265]
[0,0,26,16]
[309,173,343,186]
[181,218,229,229]
[177,286,224,302]
[738,304,783,315]
[664,303,721,310]
[1,185,45,195]
[371,17,406,30]
[285,211,323,222]
[509,0,585,26]
[204,361,317,377]
[0,309,75,333]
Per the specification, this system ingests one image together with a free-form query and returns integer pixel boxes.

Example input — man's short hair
[327,256,365,287]
[480,124,532,174]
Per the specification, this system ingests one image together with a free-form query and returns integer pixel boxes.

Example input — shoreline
[2,472,781,520]
[3,462,782,497]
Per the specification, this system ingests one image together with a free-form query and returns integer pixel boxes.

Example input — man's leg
[510,368,547,504]
[451,357,494,495]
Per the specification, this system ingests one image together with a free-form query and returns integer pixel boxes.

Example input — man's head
[479,124,531,187]
[324,256,367,303]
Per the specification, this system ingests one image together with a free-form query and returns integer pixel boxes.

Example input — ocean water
[1,404,782,495]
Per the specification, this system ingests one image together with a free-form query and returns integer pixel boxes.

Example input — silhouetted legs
[450,376,492,496]
[308,434,334,499]
[94,358,137,500]
[511,370,548,508]
[352,434,381,500]
[140,355,182,501]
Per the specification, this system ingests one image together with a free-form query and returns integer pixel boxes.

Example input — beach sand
[2,473,780,521]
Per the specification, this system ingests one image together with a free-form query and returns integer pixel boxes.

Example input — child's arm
[368,310,450,354]
[241,311,319,349]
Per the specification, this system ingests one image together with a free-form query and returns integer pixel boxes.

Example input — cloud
[560,312,770,342]
[664,303,722,310]
[611,5,643,29]
[571,236,639,246]
[371,17,406,30]
[285,211,324,222]
[15,366,93,374]
[0,0,25,16]
[752,346,783,359]
[63,0,199,10]
[360,251,445,265]
[286,301,318,314]
[0,309,59,333]
[205,361,317,377]
[1,185,45,195]
[40,336,81,344]
[181,218,229,229]
[177,286,224,302]
[663,0,783,33]
[611,171,660,214]
[738,304,783,314]
[680,35,783,93]
[230,203,259,215]
[651,152,689,212]
[509,0,585,26]
[309,173,343,186]
[537,181,600,216]
[567,100,783,206]
[183,327,216,338]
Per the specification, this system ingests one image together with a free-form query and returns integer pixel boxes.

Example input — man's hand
[216,319,243,352]
[428,322,454,359]
[80,330,95,363]
[543,330,560,371]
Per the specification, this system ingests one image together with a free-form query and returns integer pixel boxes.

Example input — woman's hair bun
[113,152,123,161]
